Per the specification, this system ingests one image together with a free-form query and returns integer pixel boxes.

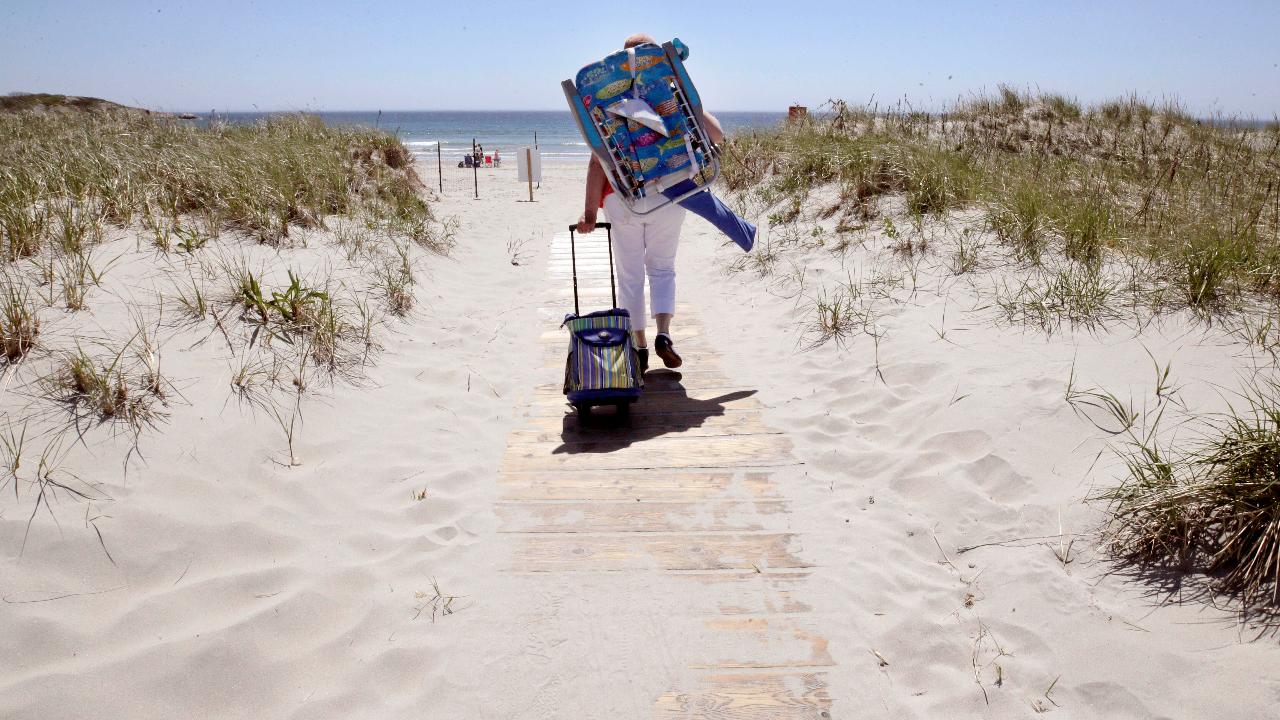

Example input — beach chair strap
[567,222,616,316]
[681,133,699,181]
[628,47,639,99]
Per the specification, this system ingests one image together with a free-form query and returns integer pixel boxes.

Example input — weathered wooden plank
[671,571,814,615]
[529,311,706,330]
[538,342,710,356]
[542,286,706,302]
[742,473,783,500]
[537,303,701,315]
[499,468,727,497]
[533,381,746,399]
[538,354,725,373]
[537,302,703,318]
[534,367,732,393]
[504,428,789,458]
[712,592,812,617]
[509,410,777,444]
[688,617,834,670]
[541,282,617,289]
[545,273,617,281]
[546,264,614,272]
[526,388,763,416]
[652,672,831,720]
[498,470,782,502]
[538,296,620,307]
[540,291,624,302]
[495,500,787,533]
[543,280,631,288]
[538,325,703,344]
[501,433,795,472]
[509,532,809,572]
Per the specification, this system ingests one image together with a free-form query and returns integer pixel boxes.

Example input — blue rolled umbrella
[662,179,756,252]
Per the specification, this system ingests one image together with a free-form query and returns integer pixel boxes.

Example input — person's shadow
[553,370,757,454]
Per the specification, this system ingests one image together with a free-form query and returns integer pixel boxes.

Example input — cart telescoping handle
[566,222,616,317]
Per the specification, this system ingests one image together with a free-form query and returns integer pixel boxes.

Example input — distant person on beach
[576,32,724,374]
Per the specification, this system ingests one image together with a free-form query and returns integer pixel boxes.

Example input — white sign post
[517,146,541,202]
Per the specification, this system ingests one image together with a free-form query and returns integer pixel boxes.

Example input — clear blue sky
[3,0,1278,117]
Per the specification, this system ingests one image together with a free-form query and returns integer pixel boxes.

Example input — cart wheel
[574,403,591,422]
[614,402,631,421]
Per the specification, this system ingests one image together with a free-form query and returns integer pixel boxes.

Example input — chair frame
[562,41,721,216]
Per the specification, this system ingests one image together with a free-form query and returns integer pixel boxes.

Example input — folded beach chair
[562,38,756,252]
[562,222,644,420]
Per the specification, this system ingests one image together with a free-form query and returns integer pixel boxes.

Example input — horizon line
[184,107,790,114]
[159,105,1280,121]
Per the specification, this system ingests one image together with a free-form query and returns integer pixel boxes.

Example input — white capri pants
[603,192,687,333]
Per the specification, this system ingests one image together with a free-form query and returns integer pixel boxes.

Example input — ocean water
[212,110,785,163]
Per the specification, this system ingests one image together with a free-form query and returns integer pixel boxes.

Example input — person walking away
[575,32,724,374]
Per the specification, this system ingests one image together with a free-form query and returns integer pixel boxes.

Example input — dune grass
[44,341,166,430]
[0,110,446,251]
[993,264,1121,333]
[1097,375,1280,612]
[0,280,40,361]
[373,243,416,316]
[0,108,449,346]
[722,91,1280,312]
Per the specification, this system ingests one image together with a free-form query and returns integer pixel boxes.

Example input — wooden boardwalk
[497,231,834,718]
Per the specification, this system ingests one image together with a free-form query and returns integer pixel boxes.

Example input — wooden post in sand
[517,146,540,203]
[436,142,443,193]
[525,148,534,202]
[472,138,479,199]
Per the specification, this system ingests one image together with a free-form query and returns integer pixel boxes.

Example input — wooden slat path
[498,231,833,718]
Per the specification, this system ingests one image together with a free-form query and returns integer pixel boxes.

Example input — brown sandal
[654,334,682,369]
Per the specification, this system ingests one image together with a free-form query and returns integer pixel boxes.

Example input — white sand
[680,196,1280,717]
[2,160,1277,718]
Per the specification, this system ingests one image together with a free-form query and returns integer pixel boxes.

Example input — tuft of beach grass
[1096,374,1280,612]
[0,278,40,361]
[43,342,166,429]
